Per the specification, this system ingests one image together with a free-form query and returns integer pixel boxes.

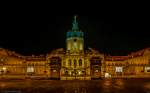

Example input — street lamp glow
[2,67,6,71]
[78,71,81,75]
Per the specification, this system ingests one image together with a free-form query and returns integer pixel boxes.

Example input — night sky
[0,9,150,56]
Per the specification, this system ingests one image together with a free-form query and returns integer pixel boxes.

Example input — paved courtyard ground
[0,79,150,93]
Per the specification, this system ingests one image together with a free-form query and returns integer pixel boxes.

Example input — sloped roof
[105,56,129,61]
[0,47,24,58]
[128,47,150,58]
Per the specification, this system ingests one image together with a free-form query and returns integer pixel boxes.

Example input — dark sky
[0,8,150,56]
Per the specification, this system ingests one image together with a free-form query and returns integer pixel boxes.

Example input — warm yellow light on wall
[78,71,81,75]
[2,67,6,71]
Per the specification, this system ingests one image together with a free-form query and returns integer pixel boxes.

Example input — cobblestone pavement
[0,79,150,93]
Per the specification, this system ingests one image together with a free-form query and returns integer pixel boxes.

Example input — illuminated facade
[0,16,150,80]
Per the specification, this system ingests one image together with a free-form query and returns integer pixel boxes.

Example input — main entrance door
[90,57,102,79]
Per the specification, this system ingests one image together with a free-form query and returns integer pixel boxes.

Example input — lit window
[80,44,83,50]
[69,71,71,75]
[67,43,71,50]
[27,67,34,73]
[79,59,82,66]
[53,70,57,72]
[0,67,6,74]
[73,42,78,50]
[105,73,111,78]
[116,67,123,72]
[78,71,81,75]
[2,67,6,71]
[145,67,150,72]
[95,70,99,72]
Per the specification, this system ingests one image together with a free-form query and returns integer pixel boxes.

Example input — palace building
[0,16,150,80]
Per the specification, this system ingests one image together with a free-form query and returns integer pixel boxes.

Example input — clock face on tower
[66,16,84,52]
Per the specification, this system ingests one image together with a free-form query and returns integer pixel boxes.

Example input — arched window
[68,59,71,66]
[79,59,82,66]
[74,59,77,67]
[65,71,68,76]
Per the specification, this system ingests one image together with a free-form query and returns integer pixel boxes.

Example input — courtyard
[0,79,150,93]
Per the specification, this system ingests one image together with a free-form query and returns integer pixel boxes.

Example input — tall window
[79,59,82,66]
[74,59,77,68]
[68,59,71,66]
[80,44,83,50]
[115,67,123,72]
[27,67,34,73]
[145,67,150,72]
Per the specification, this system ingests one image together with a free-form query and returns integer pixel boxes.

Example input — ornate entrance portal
[90,57,102,79]
[60,56,91,80]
